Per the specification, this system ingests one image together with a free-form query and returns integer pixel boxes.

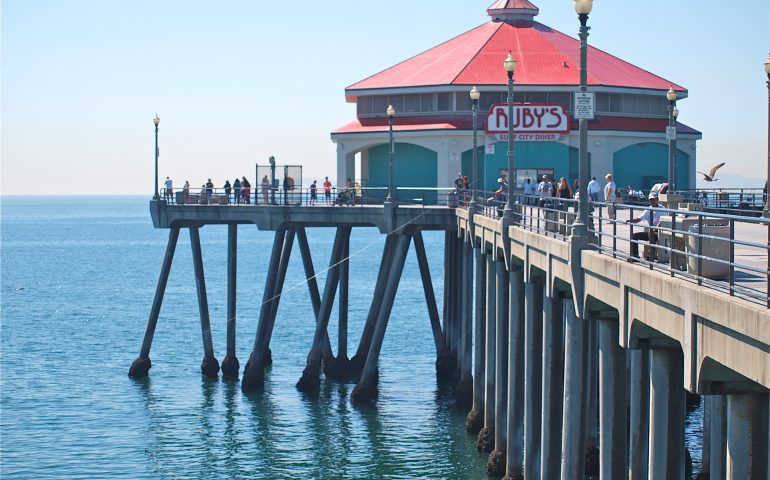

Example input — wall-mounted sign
[485,103,569,142]
[573,92,594,119]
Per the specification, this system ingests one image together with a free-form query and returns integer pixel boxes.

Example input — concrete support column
[413,232,448,372]
[221,223,239,379]
[456,238,474,406]
[585,317,599,452]
[648,348,685,479]
[523,279,543,479]
[540,293,564,480]
[706,395,727,480]
[628,348,650,480]
[726,393,769,479]
[487,259,509,476]
[189,226,220,378]
[477,252,497,453]
[467,247,486,434]
[560,300,588,480]
[505,267,525,480]
[336,146,355,191]
[598,318,627,480]
[452,234,462,377]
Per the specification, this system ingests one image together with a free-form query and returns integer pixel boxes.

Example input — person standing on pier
[205,178,214,199]
[223,180,232,204]
[310,180,318,205]
[323,177,332,204]
[604,173,617,221]
[261,175,270,204]
[233,177,241,204]
[182,180,190,204]
[164,177,173,202]
[241,177,251,204]
[587,176,600,202]
[537,175,552,207]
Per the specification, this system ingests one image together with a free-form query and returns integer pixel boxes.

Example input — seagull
[697,162,726,182]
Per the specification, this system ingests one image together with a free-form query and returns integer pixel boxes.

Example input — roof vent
[487,0,539,23]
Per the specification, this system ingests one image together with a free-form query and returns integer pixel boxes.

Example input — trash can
[686,224,730,279]
[175,191,185,204]
[559,211,576,235]
[545,210,559,233]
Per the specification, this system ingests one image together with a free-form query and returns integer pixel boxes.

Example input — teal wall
[612,142,690,191]
[462,142,581,192]
[368,143,438,202]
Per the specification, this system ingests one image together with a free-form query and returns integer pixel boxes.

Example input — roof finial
[487,0,539,23]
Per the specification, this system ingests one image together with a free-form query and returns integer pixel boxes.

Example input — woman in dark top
[556,177,572,210]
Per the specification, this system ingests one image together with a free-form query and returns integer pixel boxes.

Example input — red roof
[347,21,684,94]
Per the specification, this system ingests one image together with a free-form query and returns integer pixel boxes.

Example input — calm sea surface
[1,196,702,479]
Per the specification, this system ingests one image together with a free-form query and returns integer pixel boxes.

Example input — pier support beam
[477,253,497,453]
[263,229,297,363]
[129,226,180,378]
[467,248,486,434]
[706,395,727,479]
[504,267,525,480]
[628,348,650,480]
[540,293,565,480]
[648,348,685,479]
[487,259,509,477]
[560,299,588,480]
[190,226,220,378]
[456,237,474,406]
[523,279,543,478]
[324,228,352,379]
[242,228,287,392]
[296,228,333,369]
[726,393,769,479]
[351,235,396,376]
[413,232,449,376]
[221,224,240,379]
[351,233,412,404]
[297,228,346,392]
[598,316,627,480]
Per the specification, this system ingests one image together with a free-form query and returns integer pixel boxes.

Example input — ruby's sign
[485,103,569,141]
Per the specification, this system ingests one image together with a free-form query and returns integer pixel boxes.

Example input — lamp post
[667,87,678,192]
[572,0,592,239]
[763,55,770,217]
[153,114,160,200]
[470,86,481,212]
[503,52,517,219]
[386,105,396,205]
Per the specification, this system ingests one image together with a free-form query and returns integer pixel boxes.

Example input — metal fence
[461,191,770,308]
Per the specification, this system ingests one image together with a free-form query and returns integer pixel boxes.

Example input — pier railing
[460,192,770,307]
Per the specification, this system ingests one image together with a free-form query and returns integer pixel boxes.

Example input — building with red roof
[331,1,700,197]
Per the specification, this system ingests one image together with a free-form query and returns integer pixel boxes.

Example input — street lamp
[667,87,677,192]
[572,0,592,239]
[470,86,481,212]
[153,114,160,200]
[503,52,517,219]
[386,105,396,205]
[763,55,770,217]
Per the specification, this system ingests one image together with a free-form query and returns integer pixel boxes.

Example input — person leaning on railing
[625,192,663,261]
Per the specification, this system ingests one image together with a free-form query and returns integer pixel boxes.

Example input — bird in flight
[697,162,726,182]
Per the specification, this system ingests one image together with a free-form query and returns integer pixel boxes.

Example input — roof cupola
[487,0,539,23]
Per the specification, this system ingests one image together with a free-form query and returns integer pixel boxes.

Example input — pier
[129,191,769,479]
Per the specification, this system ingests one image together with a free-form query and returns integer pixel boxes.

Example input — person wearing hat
[625,192,663,260]
[454,172,464,193]
[603,173,617,221]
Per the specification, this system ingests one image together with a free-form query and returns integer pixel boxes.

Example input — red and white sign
[485,103,569,142]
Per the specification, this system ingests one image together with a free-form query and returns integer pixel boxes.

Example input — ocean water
[1,196,702,479]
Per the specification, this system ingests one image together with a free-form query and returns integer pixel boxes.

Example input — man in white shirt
[537,175,552,206]
[626,193,663,260]
[587,176,600,202]
[164,177,173,201]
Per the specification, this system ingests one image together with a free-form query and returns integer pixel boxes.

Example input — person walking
[323,177,332,204]
[537,175,552,207]
[587,176,600,202]
[310,180,318,205]
[604,173,617,221]
[233,177,241,204]
[223,180,232,204]
[164,177,173,202]
[626,193,663,260]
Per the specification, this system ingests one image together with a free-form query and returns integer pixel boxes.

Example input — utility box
[686,224,731,279]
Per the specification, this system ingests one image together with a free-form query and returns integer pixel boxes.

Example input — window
[596,93,610,112]
[526,92,547,103]
[622,95,637,114]
[404,94,420,113]
[480,93,500,114]
[372,95,388,115]
[388,95,404,113]
[437,92,453,111]
[455,92,472,111]
[420,93,435,112]
[357,96,372,115]
[549,93,571,111]
[636,95,651,115]
[608,94,622,113]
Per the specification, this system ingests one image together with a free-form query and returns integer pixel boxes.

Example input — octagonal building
[331,0,701,197]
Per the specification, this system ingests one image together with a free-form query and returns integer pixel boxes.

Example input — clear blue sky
[2,0,769,194]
